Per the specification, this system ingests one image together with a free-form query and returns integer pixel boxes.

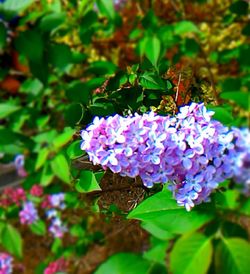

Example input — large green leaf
[220,91,250,110]
[15,30,44,62]
[96,0,115,20]
[0,103,20,119]
[52,128,75,149]
[2,224,23,258]
[215,238,250,274]
[128,188,214,234]
[35,147,50,171]
[145,36,161,69]
[51,154,71,184]
[95,253,151,274]
[75,170,101,193]
[48,43,72,70]
[170,233,213,274]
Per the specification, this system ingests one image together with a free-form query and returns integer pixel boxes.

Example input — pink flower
[44,258,67,274]
[30,185,43,197]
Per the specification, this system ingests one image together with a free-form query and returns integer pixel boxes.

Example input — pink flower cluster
[44,258,67,274]
[0,187,26,207]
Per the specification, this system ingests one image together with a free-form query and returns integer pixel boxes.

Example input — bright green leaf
[0,103,20,119]
[51,154,71,184]
[95,253,151,274]
[170,233,213,274]
[220,91,250,110]
[145,36,161,69]
[52,128,75,149]
[75,170,101,193]
[35,147,50,171]
[215,238,250,274]
[67,140,84,160]
[2,224,23,258]
[128,188,214,234]
[174,21,199,35]
[30,219,46,236]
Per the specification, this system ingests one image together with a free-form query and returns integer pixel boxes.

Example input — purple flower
[48,217,67,238]
[19,201,38,225]
[80,102,250,210]
[49,193,65,210]
[0,253,13,274]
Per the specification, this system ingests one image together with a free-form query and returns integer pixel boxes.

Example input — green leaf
[145,36,161,69]
[0,22,7,49]
[51,154,71,184]
[48,43,72,70]
[96,0,115,20]
[215,238,250,274]
[64,103,84,127]
[174,21,199,35]
[2,224,23,258]
[207,105,233,125]
[35,147,50,171]
[229,1,249,16]
[65,81,90,104]
[170,233,213,274]
[15,30,44,62]
[39,12,66,32]
[128,188,214,234]
[75,170,101,193]
[67,140,84,159]
[87,61,117,76]
[144,241,169,265]
[220,91,250,110]
[0,0,34,17]
[40,163,54,186]
[30,220,46,235]
[240,199,250,216]
[140,72,165,90]
[0,103,20,119]
[141,222,175,240]
[52,128,75,149]
[213,190,240,210]
[20,78,43,96]
[95,253,151,274]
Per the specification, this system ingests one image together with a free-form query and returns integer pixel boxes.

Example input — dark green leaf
[48,43,72,69]
[39,12,66,32]
[15,30,44,61]
[140,72,165,90]
[229,1,249,16]
[65,81,90,104]
[0,22,7,49]
[170,233,213,274]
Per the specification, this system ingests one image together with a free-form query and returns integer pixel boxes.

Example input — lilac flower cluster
[19,201,38,225]
[81,102,250,211]
[0,253,13,274]
[46,209,67,238]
